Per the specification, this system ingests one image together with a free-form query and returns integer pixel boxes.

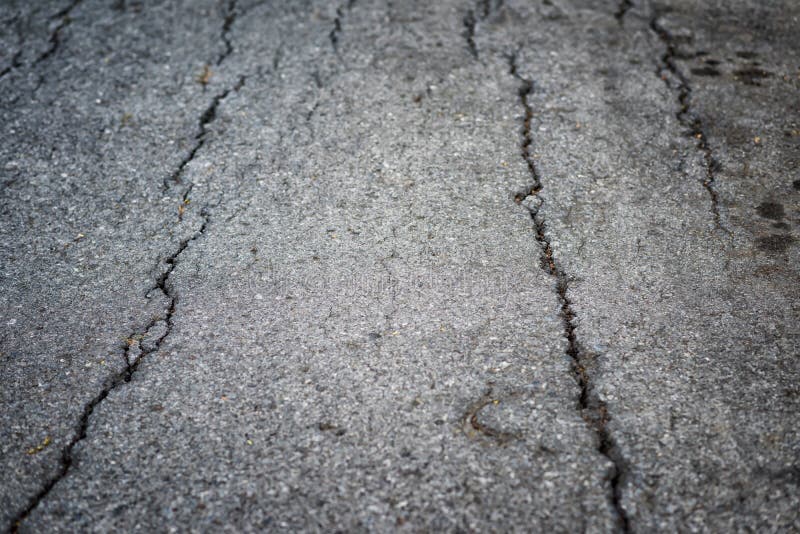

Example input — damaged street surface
[1,0,798,531]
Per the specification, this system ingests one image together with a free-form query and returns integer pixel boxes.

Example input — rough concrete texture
[1,0,797,532]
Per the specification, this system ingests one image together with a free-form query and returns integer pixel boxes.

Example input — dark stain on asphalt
[691,66,721,76]
[757,201,785,220]
[757,234,796,253]
[733,67,772,85]
[793,179,800,191]
[736,50,759,60]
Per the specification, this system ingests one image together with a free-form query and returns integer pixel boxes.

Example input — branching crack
[508,52,630,533]
[9,48,246,534]
[650,15,730,235]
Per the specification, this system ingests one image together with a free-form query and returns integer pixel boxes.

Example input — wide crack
[508,52,631,533]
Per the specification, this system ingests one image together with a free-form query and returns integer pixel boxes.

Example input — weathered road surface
[1,0,798,531]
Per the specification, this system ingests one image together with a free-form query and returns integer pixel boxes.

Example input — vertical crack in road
[175,75,247,219]
[7,12,247,533]
[614,0,633,23]
[8,219,205,532]
[463,0,503,60]
[164,75,246,198]
[329,0,356,54]
[650,15,730,236]
[217,0,237,65]
[507,53,631,533]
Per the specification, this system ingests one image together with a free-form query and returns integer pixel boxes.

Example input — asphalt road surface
[1,0,798,531]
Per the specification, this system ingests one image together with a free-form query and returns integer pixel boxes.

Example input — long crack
[650,15,730,236]
[9,11,246,530]
[0,0,83,81]
[508,52,631,533]
[9,211,210,533]
[6,69,244,527]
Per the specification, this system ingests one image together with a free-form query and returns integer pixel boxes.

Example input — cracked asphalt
[1,0,798,531]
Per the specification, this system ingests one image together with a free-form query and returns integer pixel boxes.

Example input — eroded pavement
[1,0,798,531]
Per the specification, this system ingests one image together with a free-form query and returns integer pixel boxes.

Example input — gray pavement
[0,0,798,531]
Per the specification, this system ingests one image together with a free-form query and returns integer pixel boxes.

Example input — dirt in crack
[650,16,730,236]
[508,52,631,533]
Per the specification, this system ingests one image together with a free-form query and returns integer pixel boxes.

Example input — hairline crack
[650,14,731,236]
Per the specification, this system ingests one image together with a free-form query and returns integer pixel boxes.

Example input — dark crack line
[165,4,245,196]
[7,71,246,530]
[463,10,479,59]
[9,70,246,534]
[33,0,83,66]
[0,0,82,81]
[217,0,237,65]
[329,0,356,54]
[165,76,246,198]
[507,52,630,533]
[8,213,210,533]
[463,0,503,60]
[614,0,633,23]
[650,16,730,236]
[0,50,22,80]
